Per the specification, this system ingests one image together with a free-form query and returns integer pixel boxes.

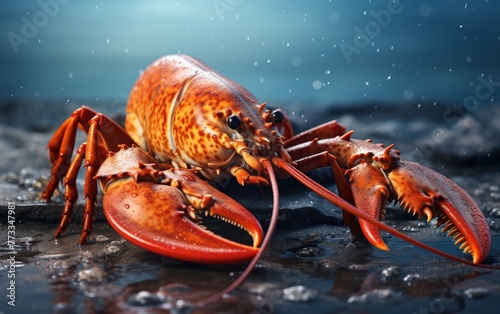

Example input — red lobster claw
[348,158,491,264]
[95,145,263,264]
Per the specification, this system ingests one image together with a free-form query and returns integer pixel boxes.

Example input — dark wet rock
[295,246,322,258]
[301,232,325,246]
[427,293,465,313]
[1,101,500,313]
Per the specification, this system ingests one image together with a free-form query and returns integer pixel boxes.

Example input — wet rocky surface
[1,100,500,313]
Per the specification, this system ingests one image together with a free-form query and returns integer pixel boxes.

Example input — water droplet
[312,80,322,90]
[403,89,414,100]
[329,12,340,23]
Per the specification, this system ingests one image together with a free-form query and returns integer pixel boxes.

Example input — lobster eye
[227,114,242,130]
[272,109,285,125]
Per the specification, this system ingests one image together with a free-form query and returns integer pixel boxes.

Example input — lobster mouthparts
[95,145,263,264]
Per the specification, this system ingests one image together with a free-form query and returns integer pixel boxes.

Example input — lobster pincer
[286,131,491,263]
[95,145,263,264]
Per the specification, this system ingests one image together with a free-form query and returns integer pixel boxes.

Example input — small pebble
[110,239,126,245]
[302,232,324,245]
[79,251,94,264]
[15,194,28,201]
[282,285,318,302]
[347,289,403,304]
[247,283,277,295]
[296,246,320,257]
[105,245,120,254]
[348,264,369,272]
[489,207,500,217]
[464,287,489,299]
[174,299,194,312]
[50,260,69,270]
[403,273,421,284]
[77,266,106,283]
[128,291,164,306]
[381,266,400,278]
[17,237,35,245]
[95,235,109,242]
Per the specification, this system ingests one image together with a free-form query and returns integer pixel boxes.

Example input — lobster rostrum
[41,55,493,273]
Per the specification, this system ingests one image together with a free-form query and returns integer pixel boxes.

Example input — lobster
[40,54,495,305]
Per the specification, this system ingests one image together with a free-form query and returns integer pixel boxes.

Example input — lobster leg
[279,150,365,240]
[346,160,391,251]
[283,119,346,147]
[53,142,86,241]
[283,125,491,263]
[41,106,136,243]
[42,106,135,201]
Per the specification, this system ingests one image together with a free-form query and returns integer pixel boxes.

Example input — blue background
[1,0,499,107]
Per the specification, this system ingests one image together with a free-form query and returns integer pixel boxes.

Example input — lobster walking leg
[284,150,366,240]
[53,142,86,241]
[41,106,136,243]
[283,120,346,147]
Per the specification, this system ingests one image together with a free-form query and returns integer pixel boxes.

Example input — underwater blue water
[1,0,499,107]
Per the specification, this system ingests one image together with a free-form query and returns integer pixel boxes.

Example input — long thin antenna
[196,159,280,306]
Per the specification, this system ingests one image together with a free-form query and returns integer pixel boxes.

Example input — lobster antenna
[196,159,280,306]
